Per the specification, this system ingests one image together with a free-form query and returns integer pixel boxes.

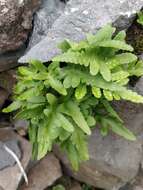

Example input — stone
[13,119,28,137]
[0,70,16,93]
[28,0,65,49]
[0,88,9,108]
[54,99,143,190]
[120,170,143,190]
[0,0,41,54]
[0,140,21,170]
[20,153,62,190]
[19,0,143,63]
[0,127,31,190]
[70,182,82,190]
[0,48,24,72]
[134,77,143,96]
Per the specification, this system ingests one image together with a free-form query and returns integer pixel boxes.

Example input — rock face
[0,140,21,170]
[20,153,62,190]
[0,0,41,54]
[0,0,41,71]
[28,0,65,48]
[0,127,31,190]
[54,82,143,190]
[19,0,143,63]
[0,88,9,108]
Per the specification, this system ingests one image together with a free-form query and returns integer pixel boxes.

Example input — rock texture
[0,88,9,108]
[0,127,31,190]
[20,153,62,190]
[19,0,143,63]
[0,0,41,71]
[28,0,65,48]
[0,0,41,54]
[0,140,21,170]
[54,81,143,190]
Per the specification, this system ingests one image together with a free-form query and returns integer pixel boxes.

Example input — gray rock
[134,77,143,96]
[54,99,143,190]
[0,140,21,170]
[0,127,32,190]
[19,0,143,63]
[20,153,62,190]
[28,0,65,48]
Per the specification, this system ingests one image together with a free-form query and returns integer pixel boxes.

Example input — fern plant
[3,24,143,170]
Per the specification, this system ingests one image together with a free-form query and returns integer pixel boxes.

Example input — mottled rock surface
[19,0,143,63]
[21,153,62,190]
[0,140,21,170]
[28,0,65,48]
[0,127,31,190]
[0,0,41,54]
[0,0,41,71]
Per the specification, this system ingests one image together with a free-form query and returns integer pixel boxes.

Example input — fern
[3,24,143,170]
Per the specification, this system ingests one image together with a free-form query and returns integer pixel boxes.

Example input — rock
[20,153,62,190]
[0,48,24,72]
[0,127,31,190]
[120,170,143,190]
[0,0,41,54]
[0,140,21,170]
[70,182,82,190]
[0,70,16,94]
[13,119,28,137]
[28,0,65,48]
[54,100,143,190]
[134,77,143,96]
[0,88,9,108]
[19,0,143,63]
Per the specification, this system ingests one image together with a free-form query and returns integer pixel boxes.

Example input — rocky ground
[0,0,143,190]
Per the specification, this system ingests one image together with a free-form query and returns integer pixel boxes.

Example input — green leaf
[57,113,74,132]
[101,99,123,122]
[29,60,47,72]
[53,185,65,190]
[58,40,71,52]
[46,93,57,105]
[87,24,115,43]
[66,142,79,171]
[89,58,100,76]
[100,62,111,81]
[75,84,87,100]
[97,40,133,51]
[114,31,126,41]
[3,101,22,113]
[104,117,136,141]
[103,90,113,101]
[92,86,102,98]
[59,101,91,135]
[48,75,67,95]
[71,128,89,161]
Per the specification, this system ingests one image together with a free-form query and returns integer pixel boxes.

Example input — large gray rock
[19,0,143,63]
[28,0,65,48]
